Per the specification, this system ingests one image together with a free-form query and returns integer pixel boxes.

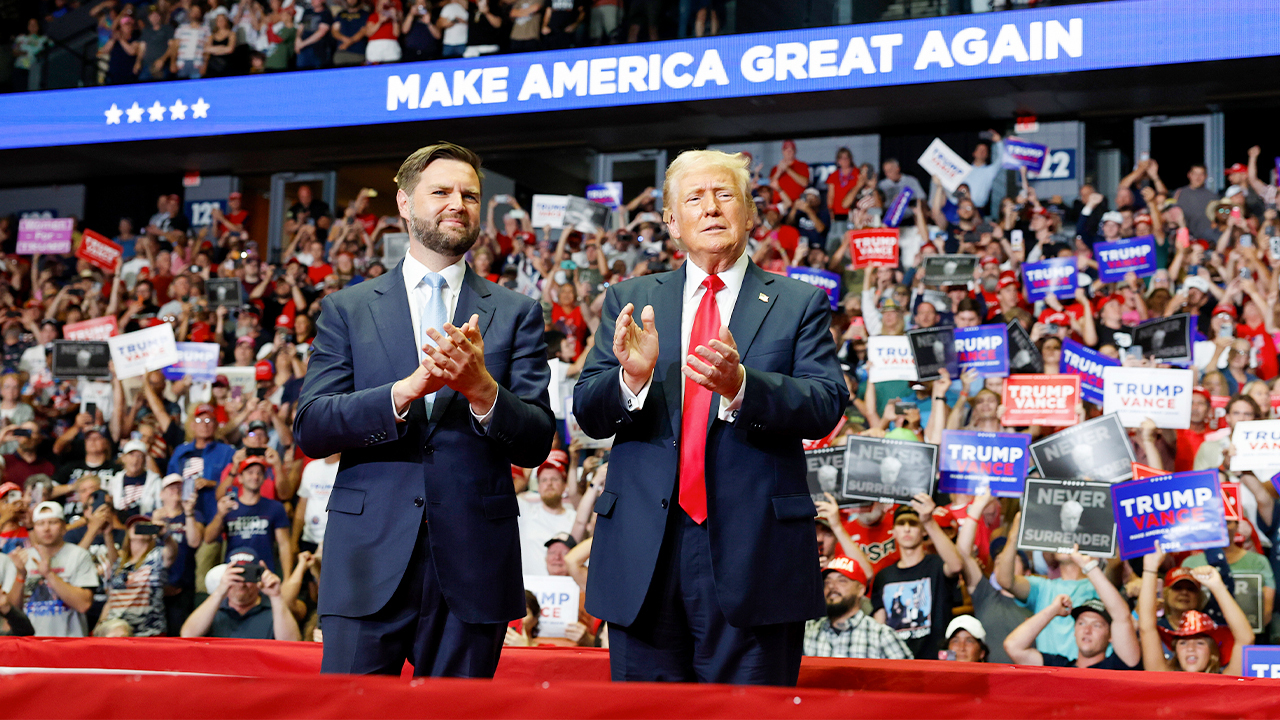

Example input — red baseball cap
[239,456,269,473]
[194,404,217,418]
[1225,163,1248,176]
[1096,294,1125,310]
[1133,213,1153,226]
[1213,304,1237,320]
[823,556,871,590]
[0,482,22,501]
[781,139,796,151]
[236,335,255,346]
[275,314,292,329]
[1031,206,1051,218]
[255,360,275,381]
[998,271,1019,290]
[1164,566,1202,589]
[537,449,569,477]
[1042,311,1070,326]
[980,256,1000,268]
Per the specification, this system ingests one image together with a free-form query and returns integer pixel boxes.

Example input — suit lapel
[654,266,686,438]
[708,261,777,431]
[371,259,421,384]
[428,267,495,433]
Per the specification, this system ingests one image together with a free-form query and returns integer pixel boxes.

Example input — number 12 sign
[1029,149,1076,181]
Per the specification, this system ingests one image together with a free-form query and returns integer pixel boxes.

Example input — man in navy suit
[573,149,846,686]
[294,142,555,678]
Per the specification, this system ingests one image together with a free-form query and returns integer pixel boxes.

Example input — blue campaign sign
[1243,646,1280,678]
[585,182,623,209]
[1022,257,1077,301]
[2,0,1280,150]
[939,430,1030,496]
[954,324,1009,378]
[787,267,841,310]
[1095,235,1158,282]
[1061,338,1118,405]
[1111,469,1229,560]
[162,342,221,382]
[884,186,913,228]
[1001,138,1048,173]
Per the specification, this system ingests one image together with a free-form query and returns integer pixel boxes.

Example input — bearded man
[295,142,555,678]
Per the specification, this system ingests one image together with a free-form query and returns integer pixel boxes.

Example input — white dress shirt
[620,251,749,422]
[392,253,494,426]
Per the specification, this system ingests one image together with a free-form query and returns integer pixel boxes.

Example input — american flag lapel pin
[759,293,769,303]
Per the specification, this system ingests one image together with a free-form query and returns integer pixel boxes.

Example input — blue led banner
[2,0,1279,150]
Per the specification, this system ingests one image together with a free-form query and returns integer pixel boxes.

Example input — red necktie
[679,274,724,525]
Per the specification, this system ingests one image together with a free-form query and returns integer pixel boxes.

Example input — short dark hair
[956,298,982,316]
[395,142,483,195]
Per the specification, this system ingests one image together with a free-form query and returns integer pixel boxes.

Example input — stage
[0,637,1275,718]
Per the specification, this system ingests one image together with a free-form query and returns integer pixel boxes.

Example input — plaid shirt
[803,611,914,659]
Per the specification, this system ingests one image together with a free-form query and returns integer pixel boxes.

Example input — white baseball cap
[1183,276,1212,294]
[32,501,65,522]
[121,439,148,455]
[946,614,987,642]
[1100,211,1124,225]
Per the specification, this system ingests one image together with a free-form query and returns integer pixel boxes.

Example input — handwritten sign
[1095,235,1157,282]
[866,335,917,383]
[1111,469,1229,560]
[1061,338,1119,406]
[1022,257,1078,301]
[107,324,179,380]
[75,229,123,273]
[954,324,1009,378]
[1002,374,1079,426]
[1102,366,1194,429]
[918,138,972,193]
[939,430,1030,496]
[17,217,73,254]
[848,228,899,268]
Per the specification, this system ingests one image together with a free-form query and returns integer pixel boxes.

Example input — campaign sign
[918,138,972,194]
[1061,338,1119,406]
[207,278,244,308]
[1021,257,1077,301]
[1131,462,1164,480]
[787,267,841,310]
[531,194,567,228]
[1229,420,1280,473]
[381,232,410,267]
[585,181,623,209]
[51,340,111,379]
[522,575,580,639]
[1111,469,1229,560]
[216,366,256,399]
[1017,478,1117,558]
[1243,645,1280,678]
[107,323,179,379]
[63,315,119,341]
[805,446,859,508]
[907,326,957,382]
[1095,235,1157,282]
[1002,374,1079,427]
[1234,575,1267,634]
[76,229,123,273]
[1221,482,1243,522]
[866,336,917,383]
[954,324,1009,378]
[1101,367,1194,429]
[162,342,221,382]
[17,217,73,254]
[1031,413,1135,484]
[848,228,899,268]
[939,430,1030,497]
[842,434,938,505]
[1001,138,1048,173]
[884,187,914,228]
[922,254,977,287]
[563,196,609,233]
[1134,314,1192,366]
[1007,320,1044,374]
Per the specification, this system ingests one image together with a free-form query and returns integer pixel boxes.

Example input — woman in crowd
[1140,547,1253,675]
[100,515,178,637]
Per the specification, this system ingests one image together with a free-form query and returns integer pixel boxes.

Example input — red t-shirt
[552,304,587,349]
[827,167,860,217]
[1174,427,1209,473]
[771,224,801,257]
[366,14,397,40]
[1237,322,1278,381]
[839,508,900,575]
[308,263,334,285]
[770,160,810,204]
[216,210,249,234]
[357,213,377,236]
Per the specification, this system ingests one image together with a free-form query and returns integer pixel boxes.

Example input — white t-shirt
[516,494,575,576]
[298,458,338,545]
[18,345,46,377]
[440,2,468,46]
[23,542,100,637]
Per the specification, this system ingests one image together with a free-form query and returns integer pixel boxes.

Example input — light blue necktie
[421,272,448,413]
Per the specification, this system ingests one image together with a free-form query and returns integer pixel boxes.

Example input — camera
[246,447,266,457]
[239,564,264,583]
[133,523,161,536]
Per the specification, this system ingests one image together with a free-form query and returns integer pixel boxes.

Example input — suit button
[660,499,668,509]
[424,444,434,455]
[672,440,677,448]
[414,497,425,507]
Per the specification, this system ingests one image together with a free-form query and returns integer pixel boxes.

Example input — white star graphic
[147,101,166,122]
[191,97,210,119]
[169,98,188,120]
[104,103,122,125]
[125,102,144,124]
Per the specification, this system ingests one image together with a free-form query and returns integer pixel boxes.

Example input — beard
[982,276,998,293]
[825,593,860,621]
[409,205,480,257]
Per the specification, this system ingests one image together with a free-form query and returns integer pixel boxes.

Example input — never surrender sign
[17,217,73,254]
[1102,366,1193,429]
[805,446,859,507]
[1018,478,1117,558]
[842,434,938,505]
[1007,320,1044,374]
[1021,257,1077,301]
[1134,314,1192,366]
[848,228,899,268]
[1111,469,1229,560]
[1095,235,1157,282]
[1002,374,1079,426]
[922,254,977,287]
[1030,413,1135,484]
[939,430,1030,496]
[954,324,1009,378]
[866,335,917,383]
[907,326,957,381]
[1061,338,1118,406]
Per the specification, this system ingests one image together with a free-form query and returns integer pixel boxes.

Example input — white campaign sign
[1230,420,1280,473]
[867,335,918,383]
[1101,366,1193,429]
[522,574,580,639]
[106,324,179,379]
[531,194,567,229]
[918,138,972,194]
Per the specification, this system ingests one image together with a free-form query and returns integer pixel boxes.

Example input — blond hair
[661,150,755,222]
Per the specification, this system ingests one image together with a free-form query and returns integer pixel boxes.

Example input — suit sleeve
[734,285,848,439]
[480,297,557,468]
[293,294,405,458]
[572,286,638,440]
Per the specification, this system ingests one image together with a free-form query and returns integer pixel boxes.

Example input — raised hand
[614,303,659,395]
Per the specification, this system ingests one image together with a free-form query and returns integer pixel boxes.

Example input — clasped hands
[614,303,744,400]
[394,314,497,417]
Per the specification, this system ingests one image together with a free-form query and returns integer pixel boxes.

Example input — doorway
[1134,114,1224,194]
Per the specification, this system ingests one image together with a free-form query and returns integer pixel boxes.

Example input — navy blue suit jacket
[573,260,846,628]
[294,261,555,624]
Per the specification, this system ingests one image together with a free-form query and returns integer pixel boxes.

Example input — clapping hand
[615,303,659,395]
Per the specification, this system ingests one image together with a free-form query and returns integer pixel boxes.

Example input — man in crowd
[168,404,235,532]
[180,549,299,640]
[804,556,911,659]
[518,449,575,576]
[946,616,989,663]
[13,502,97,636]
[203,457,292,578]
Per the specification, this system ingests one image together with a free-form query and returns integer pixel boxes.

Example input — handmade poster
[848,228,899,268]
[76,229,123,273]
[1101,367,1194,429]
[63,316,119,341]
[51,341,111,379]
[884,187,913,228]
[16,217,73,254]
[1006,320,1044,374]
[918,138,972,193]
[1018,478,1117,558]
[1111,469,1229,559]
[1001,138,1049,173]
[805,446,858,507]
[1002,374,1079,426]
[922,254,977,286]
[842,435,938,505]
[866,336,917,383]
[1061,338,1119,406]
[563,196,609,233]
[521,575,579,639]
[907,326,957,382]
[938,430,1030,496]
[1229,420,1280,473]
[787,267,841,310]
[1134,314,1192,366]
[1095,235,1158,282]
[162,342,221,383]
[1030,413,1135,484]
[107,324,179,379]
[954,324,1009,378]
[1022,257,1078,301]
[531,194,567,228]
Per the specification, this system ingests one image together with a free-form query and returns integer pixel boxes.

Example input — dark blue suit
[294,261,555,677]
[573,260,846,685]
